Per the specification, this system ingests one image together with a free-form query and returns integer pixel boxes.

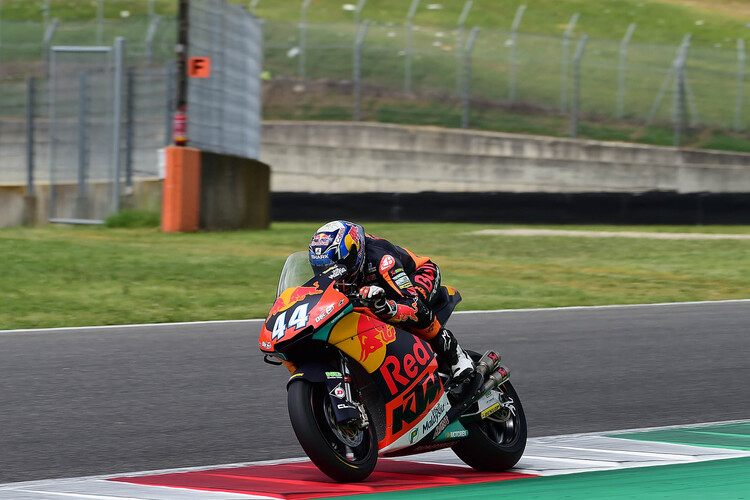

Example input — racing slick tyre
[287,379,378,482]
[452,365,527,471]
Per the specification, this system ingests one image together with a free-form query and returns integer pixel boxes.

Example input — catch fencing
[2,2,750,218]
[0,0,262,223]
[0,15,176,191]
[187,0,264,160]
[263,18,750,144]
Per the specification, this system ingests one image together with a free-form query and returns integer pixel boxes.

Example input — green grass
[1,222,749,330]
[5,0,750,47]
[103,209,160,228]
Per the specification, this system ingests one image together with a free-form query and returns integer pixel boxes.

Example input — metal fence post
[462,26,479,129]
[684,69,700,126]
[165,60,176,145]
[456,1,472,94]
[148,0,155,20]
[77,71,90,204]
[125,66,134,189]
[354,0,367,28]
[145,15,161,66]
[97,0,104,45]
[617,23,636,119]
[43,18,59,78]
[560,13,579,112]
[299,0,311,82]
[26,76,35,197]
[113,37,125,214]
[735,39,745,131]
[48,47,55,219]
[0,0,3,108]
[43,0,51,29]
[571,35,588,137]
[673,38,689,147]
[647,35,690,126]
[353,19,370,121]
[405,0,420,92]
[509,4,526,102]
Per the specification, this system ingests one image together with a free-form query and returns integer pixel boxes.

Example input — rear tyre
[287,380,378,482]
[452,365,527,471]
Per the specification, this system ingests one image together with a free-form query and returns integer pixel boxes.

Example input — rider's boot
[429,328,475,383]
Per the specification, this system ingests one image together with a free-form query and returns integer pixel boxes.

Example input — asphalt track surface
[1,301,749,484]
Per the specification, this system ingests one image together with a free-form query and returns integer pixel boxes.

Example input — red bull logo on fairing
[270,283,323,315]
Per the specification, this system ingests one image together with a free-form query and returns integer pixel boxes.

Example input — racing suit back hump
[359,235,442,338]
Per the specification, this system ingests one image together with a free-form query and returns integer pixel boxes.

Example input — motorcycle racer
[308,220,475,383]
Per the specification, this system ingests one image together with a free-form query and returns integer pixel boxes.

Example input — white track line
[2,299,749,334]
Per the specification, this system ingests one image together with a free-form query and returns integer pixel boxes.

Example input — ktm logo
[391,370,441,434]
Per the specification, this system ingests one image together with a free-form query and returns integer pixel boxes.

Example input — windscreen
[277,251,315,297]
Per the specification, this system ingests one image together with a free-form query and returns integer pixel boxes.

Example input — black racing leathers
[358,234,442,339]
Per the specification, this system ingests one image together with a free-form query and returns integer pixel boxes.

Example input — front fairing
[259,273,352,359]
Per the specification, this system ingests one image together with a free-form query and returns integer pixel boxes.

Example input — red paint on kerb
[109,460,538,499]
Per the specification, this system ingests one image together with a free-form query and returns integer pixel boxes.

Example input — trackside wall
[262,121,750,194]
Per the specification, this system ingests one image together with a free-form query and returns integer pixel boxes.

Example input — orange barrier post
[162,146,201,232]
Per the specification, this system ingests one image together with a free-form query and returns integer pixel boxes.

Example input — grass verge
[103,210,160,229]
[1,222,749,330]
[7,0,748,47]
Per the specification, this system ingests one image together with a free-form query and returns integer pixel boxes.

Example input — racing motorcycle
[259,251,527,482]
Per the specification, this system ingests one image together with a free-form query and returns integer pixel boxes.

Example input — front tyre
[452,379,527,472]
[287,380,378,482]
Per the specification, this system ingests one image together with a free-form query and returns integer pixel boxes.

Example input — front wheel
[287,380,378,482]
[452,379,527,471]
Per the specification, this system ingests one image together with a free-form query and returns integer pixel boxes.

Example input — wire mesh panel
[130,65,170,178]
[0,21,45,184]
[0,76,30,183]
[49,46,116,223]
[188,0,263,160]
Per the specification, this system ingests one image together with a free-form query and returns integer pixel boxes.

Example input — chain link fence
[0,15,176,192]
[2,6,750,217]
[47,46,117,222]
[262,19,750,143]
[187,0,263,159]
[0,0,264,224]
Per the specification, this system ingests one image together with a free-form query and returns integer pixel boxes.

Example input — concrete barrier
[261,121,750,194]
[200,152,271,230]
[0,180,162,228]
[3,120,750,227]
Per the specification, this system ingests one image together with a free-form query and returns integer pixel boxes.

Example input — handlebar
[334,282,368,307]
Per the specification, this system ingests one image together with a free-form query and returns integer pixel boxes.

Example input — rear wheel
[452,372,527,471]
[287,380,378,482]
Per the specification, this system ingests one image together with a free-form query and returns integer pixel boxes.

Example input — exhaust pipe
[446,350,510,421]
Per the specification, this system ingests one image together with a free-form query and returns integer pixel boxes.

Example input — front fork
[339,352,370,429]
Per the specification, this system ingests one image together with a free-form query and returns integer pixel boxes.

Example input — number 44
[271,303,309,340]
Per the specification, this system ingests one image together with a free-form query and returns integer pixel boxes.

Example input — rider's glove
[359,286,396,317]
[359,285,385,301]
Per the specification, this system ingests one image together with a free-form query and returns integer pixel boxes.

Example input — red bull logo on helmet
[312,233,333,245]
